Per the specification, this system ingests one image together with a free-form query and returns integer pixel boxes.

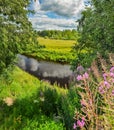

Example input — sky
[28,0,89,31]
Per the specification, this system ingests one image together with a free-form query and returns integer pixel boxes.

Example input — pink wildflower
[103,73,108,80]
[104,81,110,89]
[82,117,85,120]
[73,123,77,129]
[77,119,85,128]
[112,90,114,96]
[110,72,114,78]
[83,72,89,79]
[99,86,103,91]
[77,65,85,74]
[77,75,83,81]
[110,67,114,72]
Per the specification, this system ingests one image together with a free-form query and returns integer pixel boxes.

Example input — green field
[38,37,75,49]
[25,37,77,63]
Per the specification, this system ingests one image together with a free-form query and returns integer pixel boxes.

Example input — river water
[17,54,73,87]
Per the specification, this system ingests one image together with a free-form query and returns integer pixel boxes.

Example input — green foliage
[38,120,64,130]
[0,0,38,75]
[24,37,76,63]
[73,0,114,67]
[37,86,62,116]
[61,87,81,130]
[71,52,97,68]
[37,29,79,40]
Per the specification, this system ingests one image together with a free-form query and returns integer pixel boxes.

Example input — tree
[0,0,38,74]
[73,0,114,67]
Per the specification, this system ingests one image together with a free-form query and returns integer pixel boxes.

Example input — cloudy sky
[29,0,88,31]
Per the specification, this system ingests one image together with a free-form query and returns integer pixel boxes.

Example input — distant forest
[37,29,79,40]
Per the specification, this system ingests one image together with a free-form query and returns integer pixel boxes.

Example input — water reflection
[17,54,73,87]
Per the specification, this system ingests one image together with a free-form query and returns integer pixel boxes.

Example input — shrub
[37,85,62,116]
[61,87,81,130]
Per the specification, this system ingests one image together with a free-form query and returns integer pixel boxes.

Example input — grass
[0,66,66,100]
[24,37,77,63]
[38,37,75,49]
[0,67,67,130]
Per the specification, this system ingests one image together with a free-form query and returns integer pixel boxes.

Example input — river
[17,54,74,87]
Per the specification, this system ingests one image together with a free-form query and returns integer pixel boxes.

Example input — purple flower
[99,86,103,91]
[110,67,114,72]
[77,65,84,73]
[82,117,85,120]
[83,72,89,79]
[77,119,85,128]
[77,75,83,81]
[103,73,108,80]
[112,90,114,96]
[99,86,105,94]
[110,72,114,78]
[73,123,77,129]
[104,81,110,89]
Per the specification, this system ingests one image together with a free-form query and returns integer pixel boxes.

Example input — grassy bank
[0,67,80,130]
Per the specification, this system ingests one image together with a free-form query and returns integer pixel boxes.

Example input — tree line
[37,29,79,40]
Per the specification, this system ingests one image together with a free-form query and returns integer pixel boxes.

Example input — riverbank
[23,37,76,64]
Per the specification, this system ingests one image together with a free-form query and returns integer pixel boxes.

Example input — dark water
[17,54,73,87]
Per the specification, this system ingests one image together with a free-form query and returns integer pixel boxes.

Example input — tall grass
[0,66,72,130]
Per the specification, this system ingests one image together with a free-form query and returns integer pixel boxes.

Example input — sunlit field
[38,37,75,49]
[31,37,77,63]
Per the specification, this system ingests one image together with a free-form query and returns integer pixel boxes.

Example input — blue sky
[29,0,88,31]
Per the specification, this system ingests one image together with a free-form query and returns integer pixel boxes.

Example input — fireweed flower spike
[76,72,89,81]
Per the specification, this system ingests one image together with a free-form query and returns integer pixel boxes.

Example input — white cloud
[29,16,77,30]
[29,0,85,30]
[40,0,84,17]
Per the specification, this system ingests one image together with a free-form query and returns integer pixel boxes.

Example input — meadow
[24,37,77,63]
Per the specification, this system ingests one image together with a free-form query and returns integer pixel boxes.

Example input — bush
[61,87,81,130]
[37,85,62,116]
